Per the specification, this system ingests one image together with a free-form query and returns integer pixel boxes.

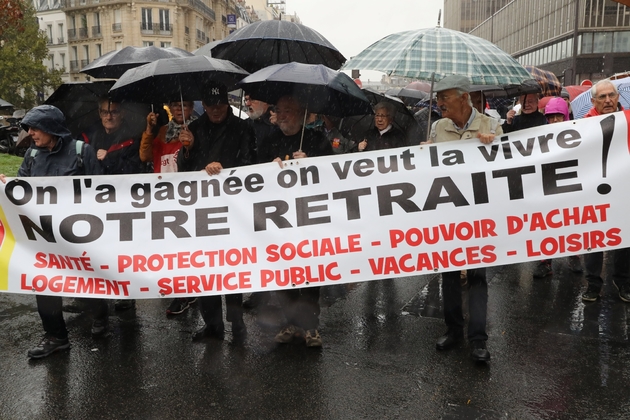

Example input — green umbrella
[342,27,530,85]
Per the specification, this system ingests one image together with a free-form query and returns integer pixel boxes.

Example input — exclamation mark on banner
[597,115,615,195]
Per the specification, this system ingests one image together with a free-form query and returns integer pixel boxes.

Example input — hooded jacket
[544,97,570,122]
[18,105,102,177]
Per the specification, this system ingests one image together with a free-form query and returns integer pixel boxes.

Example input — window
[96,44,102,57]
[83,45,89,62]
[60,53,65,69]
[159,9,170,31]
[614,31,630,52]
[142,8,152,30]
[593,32,613,53]
[47,25,53,43]
[114,9,122,24]
[49,54,54,70]
[58,23,64,42]
[581,33,593,54]
[143,41,154,47]
[115,41,123,50]
[161,42,171,48]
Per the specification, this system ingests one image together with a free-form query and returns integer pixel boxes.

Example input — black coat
[82,122,144,174]
[178,110,256,172]
[361,125,406,151]
[502,111,547,133]
[258,127,333,163]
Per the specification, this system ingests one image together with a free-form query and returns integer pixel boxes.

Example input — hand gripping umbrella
[81,46,193,79]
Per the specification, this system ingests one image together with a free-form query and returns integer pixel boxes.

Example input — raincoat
[18,105,101,177]
[544,97,569,122]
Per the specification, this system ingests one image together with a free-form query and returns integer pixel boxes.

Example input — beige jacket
[430,110,502,143]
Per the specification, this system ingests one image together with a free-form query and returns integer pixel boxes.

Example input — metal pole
[570,0,580,85]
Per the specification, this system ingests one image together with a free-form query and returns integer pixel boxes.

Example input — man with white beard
[244,94,278,153]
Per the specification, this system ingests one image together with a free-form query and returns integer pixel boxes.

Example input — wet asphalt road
[1,256,629,420]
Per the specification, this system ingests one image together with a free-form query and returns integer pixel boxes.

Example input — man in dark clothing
[82,98,145,175]
[178,83,255,343]
[245,94,278,153]
[258,95,333,348]
[0,105,107,359]
[357,102,406,151]
[83,98,145,311]
[502,93,547,133]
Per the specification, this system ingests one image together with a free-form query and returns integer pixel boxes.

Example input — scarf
[164,115,197,143]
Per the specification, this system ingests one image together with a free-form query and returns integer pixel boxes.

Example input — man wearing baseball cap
[178,82,256,344]
[427,74,501,363]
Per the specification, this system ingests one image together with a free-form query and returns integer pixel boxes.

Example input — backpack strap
[75,140,84,169]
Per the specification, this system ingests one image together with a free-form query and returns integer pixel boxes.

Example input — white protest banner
[0,111,629,299]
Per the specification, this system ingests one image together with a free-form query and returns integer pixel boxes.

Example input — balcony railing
[112,23,122,32]
[92,26,101,37]
[58,37,65,44]
[178,0,215,21]
[140,23,173,35]
[196,29,207,42]
[47,37,54,45]
[68,28,76,39]
[78,27,88,38]
[80,59,89,68]
[70,60,79,72]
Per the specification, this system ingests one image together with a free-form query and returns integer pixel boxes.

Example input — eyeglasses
[374,114,390,119]
[595,92,618,101]
[546,114,565,122]
[99,109,121,117]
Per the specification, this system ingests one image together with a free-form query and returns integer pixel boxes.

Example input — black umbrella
[237,62,371,118]
[211,20,346,73]
[339,88,420,145]
[397,87,429,105]
[108,56,250,104]
[471,78,542,99]
[80,46,193,79]
[44,81,150,138]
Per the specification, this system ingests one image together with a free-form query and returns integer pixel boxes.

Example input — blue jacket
[18,105,102,177]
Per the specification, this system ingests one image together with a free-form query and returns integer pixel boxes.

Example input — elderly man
[178,83,256,343]
[581,79,630,303]
[82,98,144,175]
[82,97,145,312]
[258,95,333,348]
[502,93,547,133]
[245,94,277,152]
[427,74,500,363]
[357,101,406,151]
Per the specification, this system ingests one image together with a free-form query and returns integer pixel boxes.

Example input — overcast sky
[285,0,445,80]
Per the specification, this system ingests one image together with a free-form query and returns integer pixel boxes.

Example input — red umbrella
[405,81,431,92]
[563,85,590,100]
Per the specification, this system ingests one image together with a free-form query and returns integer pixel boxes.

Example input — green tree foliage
[0,0,62,109]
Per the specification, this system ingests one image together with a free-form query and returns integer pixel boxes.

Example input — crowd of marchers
[1,76,627,365]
